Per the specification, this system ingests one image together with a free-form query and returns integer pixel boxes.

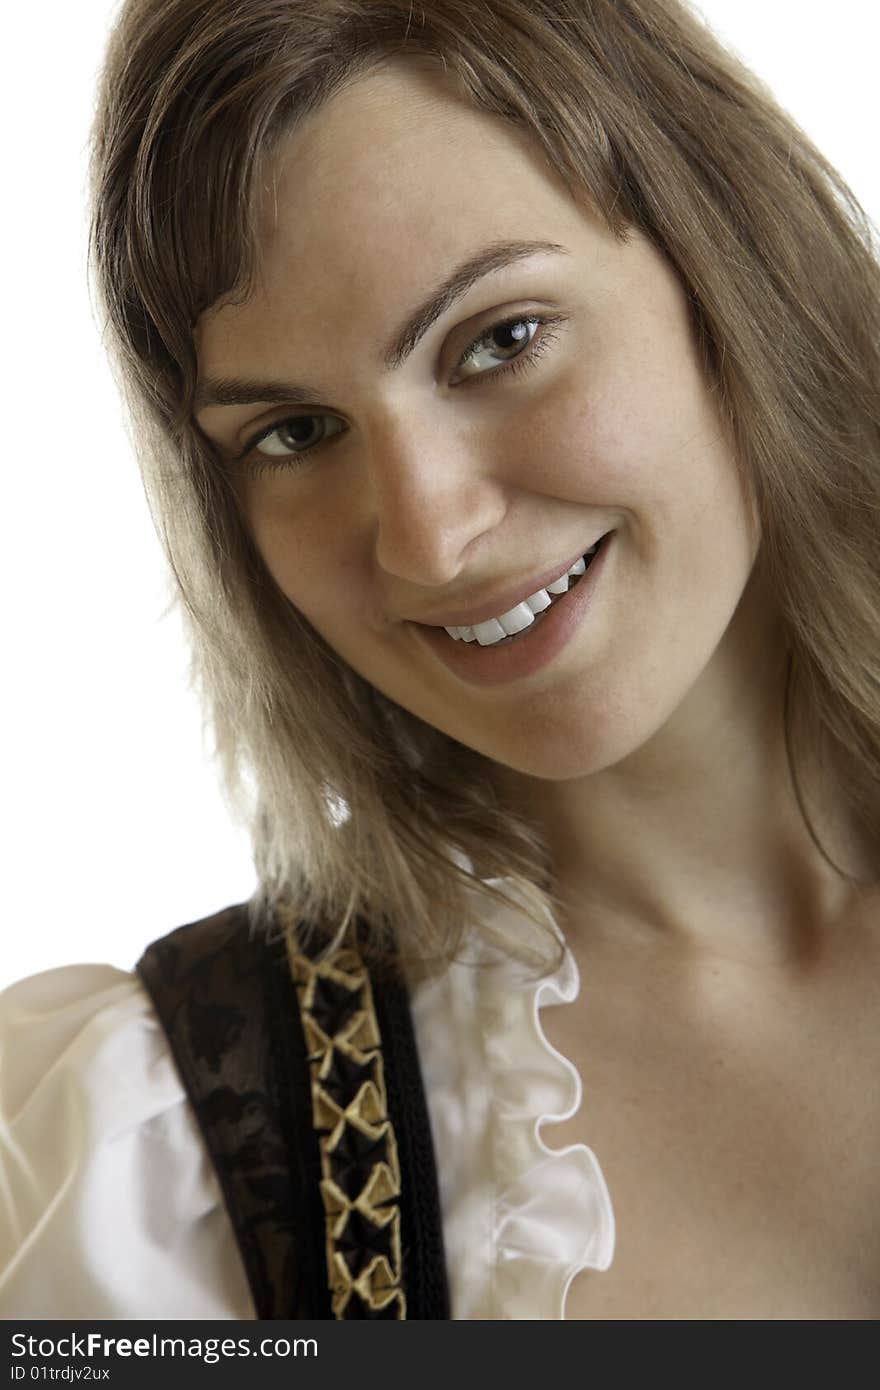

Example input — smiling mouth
[443,536,608,648]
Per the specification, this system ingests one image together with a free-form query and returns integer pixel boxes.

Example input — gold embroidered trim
[284,929,406,1319]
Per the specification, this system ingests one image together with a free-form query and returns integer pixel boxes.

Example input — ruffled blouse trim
[408,880,615,1320]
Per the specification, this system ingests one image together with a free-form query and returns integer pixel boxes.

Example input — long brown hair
[90,0,880,972]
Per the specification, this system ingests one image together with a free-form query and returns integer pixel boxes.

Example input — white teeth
[525,589,552,614]
[472,618,507,646]
[546,573,570,596]
[498,601,536,636]
[442,545,601,645]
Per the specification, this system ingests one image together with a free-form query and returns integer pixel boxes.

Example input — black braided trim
[371,957,452,1319]
[263,931,333,1318]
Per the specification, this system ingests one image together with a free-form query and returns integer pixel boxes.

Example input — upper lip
[406,536,609,629]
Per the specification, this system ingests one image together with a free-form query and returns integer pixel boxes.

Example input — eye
[247,413,346,462]
[453,314,549,382]
[235,310,566,478]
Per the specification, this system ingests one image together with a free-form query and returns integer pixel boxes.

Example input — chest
[539,942,880,1319]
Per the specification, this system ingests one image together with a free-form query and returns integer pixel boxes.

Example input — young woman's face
[195,61,761,781]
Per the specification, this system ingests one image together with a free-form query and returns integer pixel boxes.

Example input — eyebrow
[193,238,568,412]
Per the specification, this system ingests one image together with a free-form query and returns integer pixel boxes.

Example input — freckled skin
[196,59,760,783]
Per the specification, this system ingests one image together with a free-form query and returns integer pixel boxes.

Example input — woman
[1,0,878,1320]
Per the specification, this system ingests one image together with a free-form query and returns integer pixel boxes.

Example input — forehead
[197,60,601,368]
[263,59,576,259]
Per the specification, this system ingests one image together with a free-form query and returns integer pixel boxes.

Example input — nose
[365,414,507,586]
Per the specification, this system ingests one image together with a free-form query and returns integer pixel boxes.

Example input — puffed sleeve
[0,963,255,1318]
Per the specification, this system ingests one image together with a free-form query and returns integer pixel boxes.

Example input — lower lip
[413,532,613,688]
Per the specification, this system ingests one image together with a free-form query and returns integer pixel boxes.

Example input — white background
[2,2,878,987]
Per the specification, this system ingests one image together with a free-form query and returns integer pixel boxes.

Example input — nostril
[374,496,505,588]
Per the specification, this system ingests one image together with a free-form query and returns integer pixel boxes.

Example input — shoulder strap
[136,904,450,1320]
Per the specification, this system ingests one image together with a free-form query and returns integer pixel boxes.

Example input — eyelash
[237,311,567,478]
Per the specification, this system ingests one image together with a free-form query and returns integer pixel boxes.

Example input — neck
[500,608,867,966]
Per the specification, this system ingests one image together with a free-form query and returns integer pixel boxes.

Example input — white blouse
[0,883,614,1319]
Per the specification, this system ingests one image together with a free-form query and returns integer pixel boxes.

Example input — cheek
[503,368,622,505]
[520,350,757,668]
[243,485,367,633]
[559,349,750,561]
[508,356,709,526]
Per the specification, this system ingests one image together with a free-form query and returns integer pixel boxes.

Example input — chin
[472,718,642,784]
[469,686,679,783]
[488,746,617,783]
